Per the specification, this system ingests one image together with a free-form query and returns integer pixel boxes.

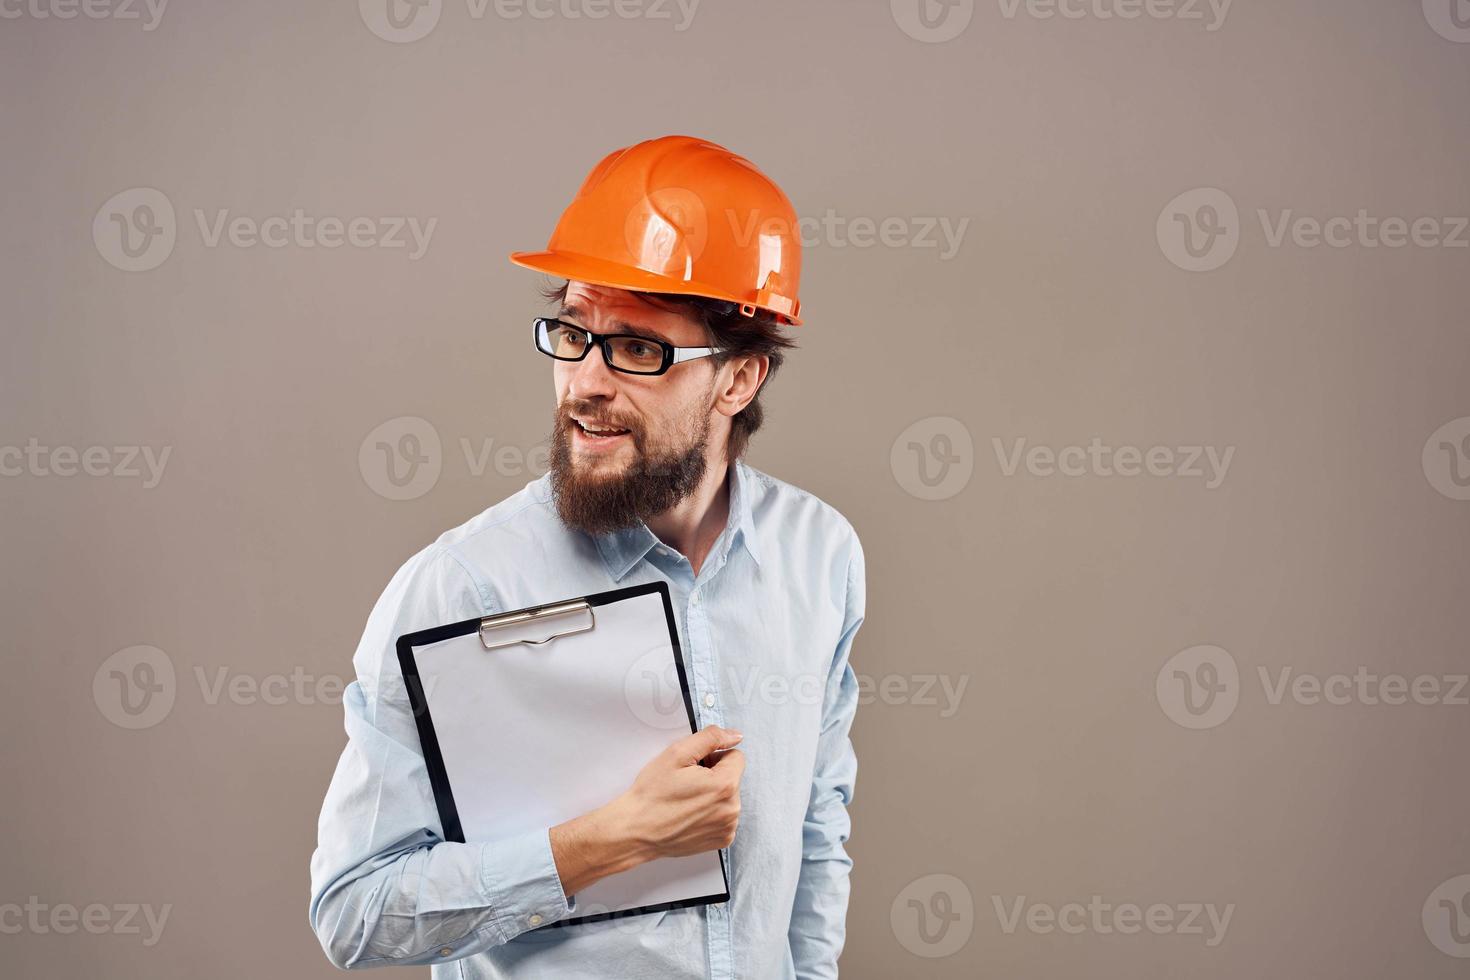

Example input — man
[309,135,866,979]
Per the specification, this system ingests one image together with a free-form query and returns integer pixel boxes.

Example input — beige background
[4,0,1469,976]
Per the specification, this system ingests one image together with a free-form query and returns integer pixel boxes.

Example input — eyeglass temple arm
[671,346,724,364]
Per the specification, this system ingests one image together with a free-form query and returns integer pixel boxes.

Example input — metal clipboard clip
[478,599,596,652]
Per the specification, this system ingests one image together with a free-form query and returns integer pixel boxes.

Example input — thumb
[667,725,743,767]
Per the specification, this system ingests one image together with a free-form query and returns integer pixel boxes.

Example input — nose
[565,342,619,402]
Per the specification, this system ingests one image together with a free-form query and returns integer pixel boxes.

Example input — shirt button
[528,914,543,926]
[690,592,700,605]
[703,693,715,708]
[438,947,453,957]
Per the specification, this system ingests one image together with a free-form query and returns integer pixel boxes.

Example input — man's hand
[550,726,745,896]
[614,725,746,857]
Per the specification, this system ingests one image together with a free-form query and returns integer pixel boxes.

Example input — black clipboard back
[395,580,731,929]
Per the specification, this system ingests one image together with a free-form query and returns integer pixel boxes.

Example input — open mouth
[573,418,632,440]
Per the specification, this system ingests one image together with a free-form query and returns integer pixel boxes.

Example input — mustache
[559,400,641,436]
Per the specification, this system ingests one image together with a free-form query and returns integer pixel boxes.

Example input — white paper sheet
[407,588,728,921]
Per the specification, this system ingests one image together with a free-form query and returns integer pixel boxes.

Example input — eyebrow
[556,304,673,344]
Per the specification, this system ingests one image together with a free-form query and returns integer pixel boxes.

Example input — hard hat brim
[509,248,802,326]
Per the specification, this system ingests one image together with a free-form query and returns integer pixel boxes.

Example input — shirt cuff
[480,826,578,944]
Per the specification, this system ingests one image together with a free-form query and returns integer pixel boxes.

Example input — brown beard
[548,397,710,536]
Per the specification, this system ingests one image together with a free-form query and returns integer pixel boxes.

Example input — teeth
[577,420,627,436]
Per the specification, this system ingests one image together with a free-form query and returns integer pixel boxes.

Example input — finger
[668,725,743,767]
[708,747,745,778]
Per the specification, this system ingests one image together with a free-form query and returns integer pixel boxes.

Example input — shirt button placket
[687,582,732,980]
[687,588,722,731]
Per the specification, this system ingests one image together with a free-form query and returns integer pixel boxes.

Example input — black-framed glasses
[533,317,724,376]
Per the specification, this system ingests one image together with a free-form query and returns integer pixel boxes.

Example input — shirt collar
[591,460,763,582]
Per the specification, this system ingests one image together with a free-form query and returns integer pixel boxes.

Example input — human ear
[712,354,769,419]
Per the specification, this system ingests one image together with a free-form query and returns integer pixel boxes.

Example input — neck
[645,454,732,578]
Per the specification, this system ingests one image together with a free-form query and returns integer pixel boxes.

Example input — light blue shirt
[309,460,865,979]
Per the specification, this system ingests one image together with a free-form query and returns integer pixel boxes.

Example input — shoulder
[385,475,561,601]
[741,462,861,548]
[352,476,567,684]
[431,473,557,553]
[739,462,864,592]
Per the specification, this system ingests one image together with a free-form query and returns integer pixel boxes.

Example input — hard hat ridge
[511,134,804,325]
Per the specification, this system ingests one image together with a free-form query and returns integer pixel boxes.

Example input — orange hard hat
[510,135,803,325]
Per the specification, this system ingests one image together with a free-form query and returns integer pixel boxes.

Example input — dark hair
[541,281,798,462]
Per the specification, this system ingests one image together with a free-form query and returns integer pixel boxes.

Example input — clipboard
[396,580,731,929]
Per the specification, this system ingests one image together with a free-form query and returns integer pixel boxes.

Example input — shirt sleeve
[308,543,577,969]
[787,531,865,980]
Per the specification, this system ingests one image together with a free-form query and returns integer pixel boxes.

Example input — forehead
[560,282,705,345]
